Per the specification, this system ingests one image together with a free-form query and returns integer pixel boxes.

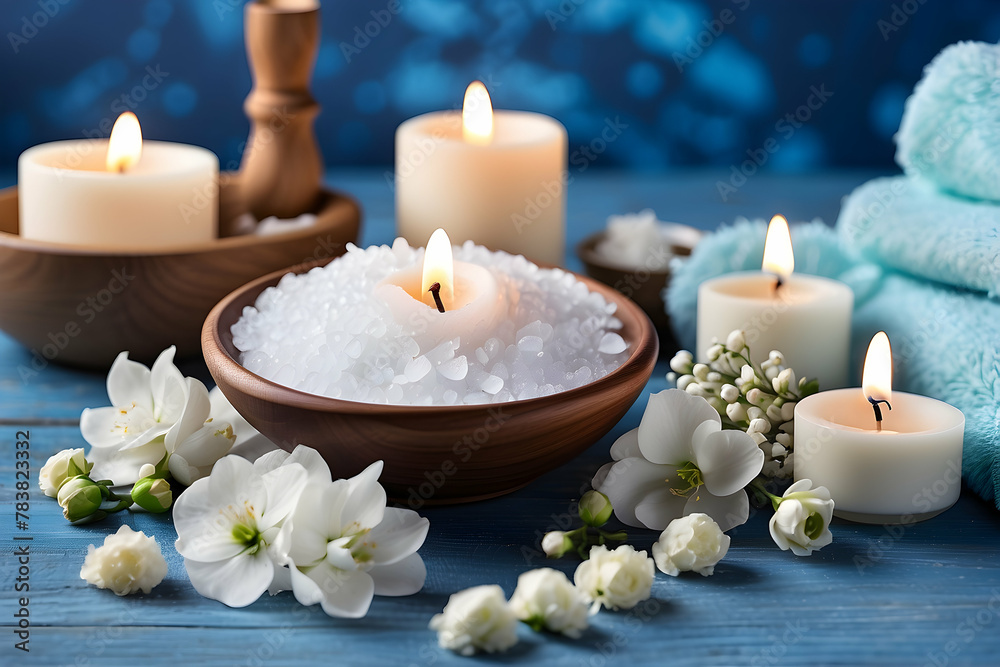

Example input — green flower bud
[131,477,173,513]
[542,531,574,558]
[579,490,613,527]
[57,476,104,523]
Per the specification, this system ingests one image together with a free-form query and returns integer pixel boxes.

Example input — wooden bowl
[576,224,702,340]
[203,264,659,505]
[0,175,360,369]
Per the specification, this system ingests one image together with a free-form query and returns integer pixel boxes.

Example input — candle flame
[862,331,893,404]
[106,112,142,173]
[762,215,794,282]
[462,81,493,145]
[422,228,454,308]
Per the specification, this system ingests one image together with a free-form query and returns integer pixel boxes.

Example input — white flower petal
[88,440,165,486]
[283,445,333,484]
[365,507,429,566]
[150,346,185,417]
[637,389,720,465]
[183,551,274,608]
[172,421,235,467]
[342,462,387,530]
[268,564,293,595]
[683,489,749,532]
[297,563,375,618]
[258,463,308,533]
[252,448,290,475]
[693,424,765,497]
[370,552,427,596]
[633,486,689,531]
[595,457,677,528]
[164,378,212,453]
[209,385,258,444]
[106,351,152,410]
[283,487,337,566]
[609,428,640,461]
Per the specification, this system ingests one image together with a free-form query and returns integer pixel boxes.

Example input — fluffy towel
[839,176,1000,297]
[895,41,1000,202]
[666,222,1000,510]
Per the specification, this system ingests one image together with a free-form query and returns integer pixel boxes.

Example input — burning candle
[696,215,854,388]
[17,112,218,248]
[394,81,568,266]
[793,332,965,524]
[375,228,508,352]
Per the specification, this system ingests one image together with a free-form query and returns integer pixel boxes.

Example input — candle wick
[428,282,446,313]
[773,274,783,294]
[867,396,892,431]
[117,163,125,174]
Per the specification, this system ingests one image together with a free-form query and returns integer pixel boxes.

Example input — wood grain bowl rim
[0,184,358,257]
[203,260,659,417]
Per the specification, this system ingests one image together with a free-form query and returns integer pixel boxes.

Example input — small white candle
[375,229,509,352]
[697,215,853,388]
[395,81,567,266]
[794,332,965,524]
[18,112,218,248]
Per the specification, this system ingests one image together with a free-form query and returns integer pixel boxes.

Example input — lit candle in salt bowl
[696,215,854,387]
[17,112,218,248]
[794,332,964,524]
[374,228,508,354]
[395,81,568,266]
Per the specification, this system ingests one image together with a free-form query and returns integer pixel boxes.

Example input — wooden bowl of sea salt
[202,242,658,505]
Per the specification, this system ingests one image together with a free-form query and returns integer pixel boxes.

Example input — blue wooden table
[3,170,999,667]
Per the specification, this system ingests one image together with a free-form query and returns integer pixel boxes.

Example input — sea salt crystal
[233,240,630,405]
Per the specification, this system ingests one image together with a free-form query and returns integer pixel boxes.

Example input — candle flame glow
[762,215,794,282]
[422,228,455,308]
[106,112,143,173]
[462,81,493,145]
[862,331,893,404]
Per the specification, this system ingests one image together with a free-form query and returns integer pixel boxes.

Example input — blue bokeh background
[1,0,998,173]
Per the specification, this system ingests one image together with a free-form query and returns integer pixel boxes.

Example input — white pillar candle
[395,81,567,266]
[697,215,853,388]
[375,229,510,353]
[18,112,218,249]
[794,332,964,524]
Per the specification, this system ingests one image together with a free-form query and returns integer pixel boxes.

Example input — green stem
[750,478,784,511]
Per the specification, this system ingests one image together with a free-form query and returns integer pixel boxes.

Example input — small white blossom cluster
[430,545,655,655]
[668,330,819,479]
[80,525,168,596]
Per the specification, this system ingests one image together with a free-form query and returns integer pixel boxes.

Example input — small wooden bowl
[0,175,360,369]
[203,264,659,504]
[577,224,702,339]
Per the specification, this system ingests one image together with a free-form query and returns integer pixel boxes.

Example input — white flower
[542,531,573,558]
[274,459,429,618]
[80,525,168,596]
[429,585,519,656]
[574,544,654,612]
[769,479,835,556]
[593,389,764,532]
[509,568,589,638]
[652,513,730,577]
[173,454,307,607]
[38,448,91,498]
[80,347,235,486]
[726,329,746,351]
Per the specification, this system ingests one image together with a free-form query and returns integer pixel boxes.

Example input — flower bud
[768,350,784,365]
[773,368,796,394]
[740,365,756,385]
[57,476,104,523]
[781,401,796,422]
[542,531,574,558]
[131,477,173,513]
[726,330,746,351]
[746,388,764,406]
[750,432,769,445]
[137,463,156,479]
[38,448,93,498]
[748,418,771,434]
[706,371,723,383]
[669,351,694,375]
[692,364,710,381]
[771,443,787,459]
[726,402,748,423]
[676,374,696,390]
[706,344,723,362]
[720,384,740,404]
[685,383,707,397]
[578,490,613,527]
[766,404,783,423]
[747,406,765,421]
[764,365,781,381]
[776,432,793,448]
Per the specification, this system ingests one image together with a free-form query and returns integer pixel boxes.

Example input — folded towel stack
[667,42,1000,510]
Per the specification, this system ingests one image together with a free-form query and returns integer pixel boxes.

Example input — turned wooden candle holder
[202,266,658,504]
[0,176,360,370]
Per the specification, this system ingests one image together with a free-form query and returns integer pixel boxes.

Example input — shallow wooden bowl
[0,176,360,369]
[203,264,659,505]
[576,224,702,340]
